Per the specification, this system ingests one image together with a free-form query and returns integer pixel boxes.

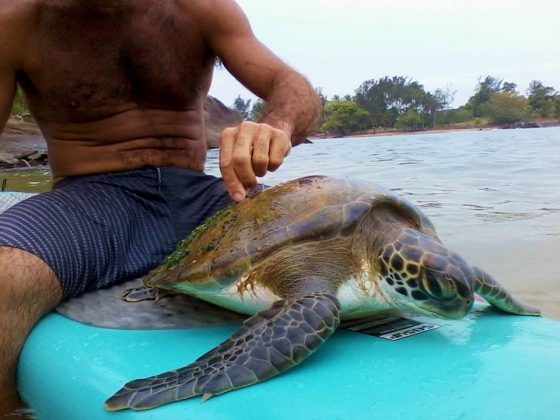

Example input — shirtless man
[0,0,321,413]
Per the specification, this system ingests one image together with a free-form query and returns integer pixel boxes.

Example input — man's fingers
[219,127,245,202]
[220,122,292,202]
[268,131,291,172]
[251,127,271,177]
[231,123,258,189]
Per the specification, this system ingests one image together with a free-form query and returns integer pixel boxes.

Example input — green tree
[232,95,252,119]
[554,96,560,119]
[395,110,423,131]
[432,85,457,126]
[486,92,528,124]
[526,80,557,117]
[466,75,503,117]
[502,82,518,94]
[320,100,370,136]
[422,91,449,128]
[355,76,433,128]
[315,87,328,107]
[314,87,328,126]
[355,76,399,127]
[249,99,265,121]
[433,85,456,111]
[445,107,475,124]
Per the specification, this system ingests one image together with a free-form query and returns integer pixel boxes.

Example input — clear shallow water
[1,127,559,318]
[209,127,560,318]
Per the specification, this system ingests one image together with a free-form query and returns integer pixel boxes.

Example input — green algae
[161,206,235,269]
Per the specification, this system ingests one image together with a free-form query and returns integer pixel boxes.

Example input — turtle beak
[439,299,473,319]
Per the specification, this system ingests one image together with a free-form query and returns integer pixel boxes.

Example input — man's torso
[11,0,216,180]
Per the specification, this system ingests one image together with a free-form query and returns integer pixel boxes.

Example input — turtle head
[377,228,474,319]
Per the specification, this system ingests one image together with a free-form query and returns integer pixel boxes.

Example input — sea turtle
[105,176,539,411]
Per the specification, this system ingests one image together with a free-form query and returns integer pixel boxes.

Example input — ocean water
[206,127,560,241]
[1,127,559,317]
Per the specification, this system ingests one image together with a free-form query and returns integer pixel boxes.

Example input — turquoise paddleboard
[2,192,559,419]
[18,304,560,419]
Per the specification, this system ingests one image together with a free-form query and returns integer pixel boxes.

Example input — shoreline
[310,122,560,141]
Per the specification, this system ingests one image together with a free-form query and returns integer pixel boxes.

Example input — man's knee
[0,247,63,314]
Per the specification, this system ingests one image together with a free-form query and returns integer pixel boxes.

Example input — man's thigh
[0,168,236,299]
[0,246,62,313]
[0,172,174,298]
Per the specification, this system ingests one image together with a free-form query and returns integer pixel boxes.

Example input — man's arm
[0,5,24,134]
[193,0,321,201]
[0,70,17,135]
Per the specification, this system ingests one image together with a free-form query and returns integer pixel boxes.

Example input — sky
[209,0,560,108]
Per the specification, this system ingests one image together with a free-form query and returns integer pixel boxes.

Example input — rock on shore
[204,96,243,148]
[501,121,542,129]
[0,96,242,169]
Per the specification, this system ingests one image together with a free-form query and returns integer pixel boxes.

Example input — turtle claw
[200,393,213,403]
[105,292,341,411]
[121,286,170,302]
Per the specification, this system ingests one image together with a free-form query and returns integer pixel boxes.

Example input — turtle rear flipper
[472,266,540,316]
[121,286,174,302]
[104,292,341,411]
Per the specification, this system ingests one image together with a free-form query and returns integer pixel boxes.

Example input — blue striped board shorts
[0,167,233,299]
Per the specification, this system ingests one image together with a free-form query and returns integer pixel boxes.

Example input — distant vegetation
[233,75,560,136]
[11,75,560,138]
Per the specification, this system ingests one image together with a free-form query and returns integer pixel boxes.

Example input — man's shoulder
[176,0,242,23]
[0,0,41,16]
[0,0,41,28]
[0,0,41,68]
[176,0,251,40]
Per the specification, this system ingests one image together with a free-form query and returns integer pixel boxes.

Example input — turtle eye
[421,269,456,300]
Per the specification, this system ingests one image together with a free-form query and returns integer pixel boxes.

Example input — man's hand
[219,121,292,202]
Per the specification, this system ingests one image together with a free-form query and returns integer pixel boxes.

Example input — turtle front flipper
[472,266,540,316]
[104,292,341,411]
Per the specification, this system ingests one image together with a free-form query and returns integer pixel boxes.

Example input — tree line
[233,75,560,136]
[10,74,559,137]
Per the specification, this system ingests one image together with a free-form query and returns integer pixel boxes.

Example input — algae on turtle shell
[161,206,235,269]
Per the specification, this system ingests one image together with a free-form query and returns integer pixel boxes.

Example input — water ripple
[250,127,560,235]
